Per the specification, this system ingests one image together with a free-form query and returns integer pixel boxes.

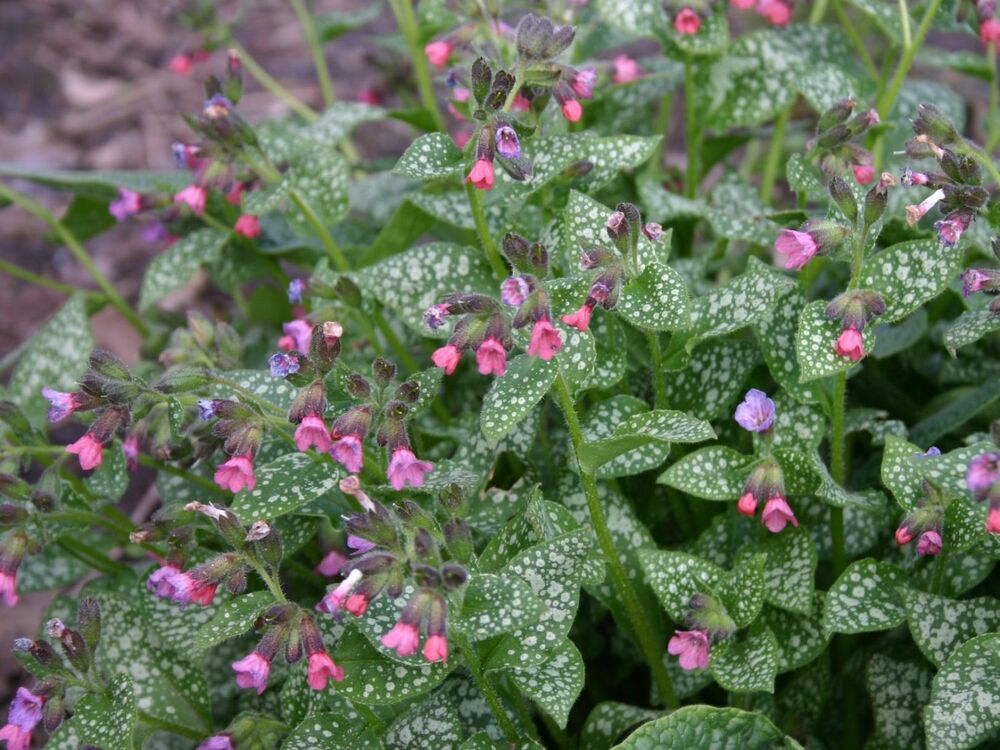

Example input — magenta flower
[6,688,43,732]
[330,434,364,474]
[962,269,995,297]
[424,40,453,68]
[916,529,942,557]
[197,735,234,750]
[527,318,562,361]
[387,447,433,490]
[41,387,77,422]
[734,389,775,432]
[667,630,710,671]
[214,454,257,493]
[982,17,1000,46]
[347,535,376,554]
[895,524,915,546]
[166,571,218,607]
[234,214,261,239]
[852,164,875,185]
[935,217,966,248]
[561,304,593,332]
[736,492,758,517]
[432,344,462,375]
[987,505,1000,534]
[109,188,142,221]
[757,0,791,25]
[280,319,313,353]
[674,7,701,34]
[381,621,421,657]
[147,564,183,599]
[761,494,798,533]
[295,414,332,453]
[466,159,495,191]
[612,55,641,84]
[317,568,363,614]
[730,0,756,8]
[423,634,448,663]
[122,435,140,472]
[774,229,819,270]
[316,549,349,577]
[66,433,103,471]
[561,99,583,122]
[0,724,31,750]
[643,222,664,241]
[967,452,1000,499]
[501,276,530,307]
[307,651,344,689]
[345,592,369,617]
[0,570,16,607]
[570,68,596,99]
[232,651,271,694]
[476,338,507,376]
[835,327,865,361]
[174,184,207,216]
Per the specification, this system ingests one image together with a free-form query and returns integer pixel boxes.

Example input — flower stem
[287,188,351,271]
[454,632,523,746]
[809,0,830,22]
[228,40,320,122]
[875,0,943,119]
[829,371,848,579]
[833,1,878,79]
[247,555,287,602]
[989,44,1000,152]
[898,0,912,50]
[0,258,102,300]
[464,182,508,281]
[388,0,447,132]
[287,0,334,108]
[552,374,679,709]
[647,332,667,410]
[760,103,792,203]
[683,55,700,199]
[373,304,421,373]
[0,182,149,337]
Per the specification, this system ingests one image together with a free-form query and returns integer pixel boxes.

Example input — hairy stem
[388,0,447,132]
[647,332,667,410]
[455,633,523,745]
[760,104,792,203]
[465,182,508,280]
[0,258,102,299]
[288,188,350,271]
[228,41,320,122]
[288,0,335,107]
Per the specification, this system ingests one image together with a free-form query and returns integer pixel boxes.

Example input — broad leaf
[139,228,228,311]
[657,446,750,501]
[797,299,875,382]
[859,240,962,323]
[193,591,274,651]
[823,559,907,634]
[903,588,1000,668]
[453,573,546,640]
[480,354,557,447]
[231,451,341,519]
[612,705,795,749]
[709,628,779,694]
[511,639,585,728]
[393,133,464,179]
[866,654,932,750]
[924,633,1000,750]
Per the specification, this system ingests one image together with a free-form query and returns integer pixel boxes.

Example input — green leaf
[784,153,825,198]
[384,692,462,750]
[823,559,907,634]
[139,228,228,311]
[580,702,660,750]
[909,378,1000,446]
[193,591,274,651]
[662,340,759,421]
[333,627,452,704]
[616,262,693,332]
[560,190,666,273]
[480,354,557,447]
[511,639,585,728]
[47,674,137,750]
[593,0,665,37]
[689,257,796,341]
[776,448,876,509]
[556,324,597,392]
[943,309,1000,352]
[710,628,779,693]
[87,438,128,499]
[393,133,464,179]
[717,553,768,628]
[0,163,190,198]
[771,391,826,450]
[747,527,817,615]
[8,295,94,427]
[316,4,382,39]
[283,712,379,750]
[796,299,875,382]
[754,287,823,403]
[453,573,546,640]
[860,239,962,323]
[705,173,779,245]
[611,705,795,749]
[210,369,299,411]
[579,396,670,479]
[16,538,90,593]
[924,634,1000,750]
[880,437,992,512]
[657,446,750,501]
[761,594,829,672]
[639,550,725,624]
[866,654,932,750]
[231,452,342,519]
[903,588,1000,668]
[356,242,495,336]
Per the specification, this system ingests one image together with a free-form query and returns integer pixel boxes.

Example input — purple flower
[7,688,44,731]
[197,399,216,420]
[734,389,775,432]
[268,352,300,378]
[197,736,234,750]
[423,304,450,330]
[916,529,942,557]
[387,447,433,490]
[495,125,521,159]
[500,276,530,307]
[109,188,142,222]
[935,217,966,248]
[643,222,664,241]
[967,451,1000,499]
[288,278,305,304]
[232,650,271,694]
[914,446,941,458]
[774,229,819,270]
[347,535,376,554]
[41,387,76,423]
[570,68,596,99]
[962,269,995,297]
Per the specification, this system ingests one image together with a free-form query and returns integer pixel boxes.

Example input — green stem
[502,70,525,112]
[760,104,792,203]
[683,55,700,199]
[247,555,287,602]
[989,44,1000,152]
[809,0,830,23]
[138,711,205,741]
[898,0,912,50]
[288,188,350,271]
[649,93,674,178]
[875,0,943,119]
[647,332,667,410]
[0,258,102,299]
[388,0,447,132]
[931,544,948,594]
[229,41,320,122]
[552,374,679,709]
[464,182,508,280]
[455,633,523,746]
[0,182,149,337]
[829,371,848,580]
[288,0,335,107]
[137,455,229,496]
[57,538,131,577]
[352,309,386,356]
[833,1,879,79]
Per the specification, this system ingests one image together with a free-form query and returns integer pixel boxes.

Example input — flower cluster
[730,0,793,26]
[894,480,945,557]
[667,593,736,671]
[805,97,880,185]
[967,451,1000,534]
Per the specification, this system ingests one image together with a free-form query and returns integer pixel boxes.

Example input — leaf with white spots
[710,627,779,694]
[903,588,1000,668]
[306,101,386,142]
[593,0,666,37]
[511,639,585,728]
[689,257,796,341]
[705,173,779,246]
[881,436,993,512]
[8,294,94,427]
[16,537,91,592]
[823,559,908,634]
[480,354,557,447]
[580,702,661,750]
[754,287,823,403]
[560,190,665,273]
[716,552,767,628]
[556,324,596,391]
[924,633,1000,750]
[453,573,546,640]
[282,712,380,750]
[284,145,349,233]
[657,446,751,501]
[209,369,299,411]
[844,407,907,446]
[761,594,829,672]
[866,653,933,750]
[771,391,826,450]
[47,674,136,750]
[796,299,875,383]
[616,262,693,332]
[662,340,759,420]
[611,705,794,749]
[744,526,817,615]
[776,448,877,509]
[943,309,1000,353]
[578,395,670,479]
[639,549,725,624]
[860,240,961,323]
[392,133,464,179]
[785,153,826,199]
[231,451,341,519]
[384,692,462,750]
[193,591,273,651]
[139,228,229,311]
[356,242,495,335]
[579,313,627,391]
[87,438,128,499]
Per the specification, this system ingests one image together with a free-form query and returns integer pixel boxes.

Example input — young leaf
[616,262,693,332]
[823,559,907,634]
[284,713,379,750]
[638,549,725,623]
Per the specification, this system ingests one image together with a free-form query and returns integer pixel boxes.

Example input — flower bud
[913,103,960,146]
[940,150,981,186]
[441,562,469,590]
[395,379,421,404]
[817,97,855,133]
[345,373,372,400]
[155,368,209,394]
[829,177,857,222]
[0,473,30,501]
[249,523,283,567]
[471,57,492,105]
[89,349,132,382]
[372,358,397,388]
[76,596,101,654]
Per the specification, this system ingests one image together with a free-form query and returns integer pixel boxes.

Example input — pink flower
[347,535,376,554]
[465,159,495,191]
[339,475,375,512]
[501,276,530,307]
[981,17,1000,46]
[987,505,1000,534]
[280,319,313,353]
[774,229,819,270]
[962,269,995,297]
[358,88,382,106]
[761,494,798,533]
[674,8,702,34]
[381,621,420,657]
[901,168,929,186]
[109,188,142,221]
[307,651,344,689]
[197,736,234,750]
[226,182,245,205]
[316,549,349,577]
[295,414,332,453]
[916,529,942,557]
[432,344,463,375]
[561,99,583,122]
[852,164,875,185]
[345,593,369,617]
[561,304,593,332]
[511,93,531,111]
[147,564,183,599]
[895,525,915,546]
[667,630,710,671]
[234,215,261,239]
[214,454,257,493]
[736,492,758,517]
[41,388,77,422]
[757,0,791,26]
[168,53,193,76]
[0,572,17,607]
[570,68,596,99]
[424,40,453,68]
[730,0,756,8]
[476,338,507,376]
[905,188,945,226]
[232,651,271,694]
[330,434,364,474]
[122,435,140,472]
[0,725,32,750]
[423,634,448,663]
[527,318,562,361]
[66,434,103,471]
[835,327,865,361]
[967,452,1000,498]
[317,568,363,614]
[387,447,433,490]
[935,217,966,248]
[612,55,641,84]
[174,185,207,216]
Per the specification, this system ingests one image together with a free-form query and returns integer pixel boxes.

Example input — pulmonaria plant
[6,3,1000,750]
